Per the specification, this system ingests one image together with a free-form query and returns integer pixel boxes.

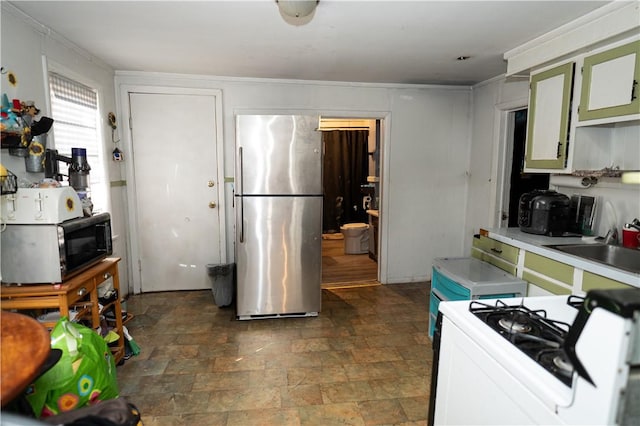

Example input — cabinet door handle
[632,79,638,101]
[77,287,87,296]
[103,273,111,280]
[491,248,503,254]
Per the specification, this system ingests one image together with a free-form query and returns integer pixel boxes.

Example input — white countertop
[484,228,639,287]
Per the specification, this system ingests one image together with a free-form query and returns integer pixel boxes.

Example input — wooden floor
[321,235,378,286]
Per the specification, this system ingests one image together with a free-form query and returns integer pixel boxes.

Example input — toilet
[340,223,370,254]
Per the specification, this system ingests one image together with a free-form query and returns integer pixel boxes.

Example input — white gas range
[428,289,640,425]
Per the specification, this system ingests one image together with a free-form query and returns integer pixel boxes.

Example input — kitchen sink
[545,243,640,274]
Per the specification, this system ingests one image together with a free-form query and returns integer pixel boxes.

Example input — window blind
[48,72,106,213]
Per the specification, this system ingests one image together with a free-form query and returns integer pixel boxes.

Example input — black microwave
[1,212,112,284]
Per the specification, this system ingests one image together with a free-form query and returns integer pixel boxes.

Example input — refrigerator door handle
[239,196,244,243]
[239,146,244,243]
[238,146,244,197]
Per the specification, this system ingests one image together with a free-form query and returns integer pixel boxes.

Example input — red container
[622,228,640,249]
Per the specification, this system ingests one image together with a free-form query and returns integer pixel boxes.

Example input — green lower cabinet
[472,236,519,264]
[524,252,574,285]
[471,248,517,275]
[582,271,633,292]
[472,237,636,295]
[471,237,519,275]
[522,251,574,295]
[522,271,572,295]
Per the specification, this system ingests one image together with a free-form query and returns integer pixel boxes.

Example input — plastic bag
[42,397,142,426]
[26,317,119,418]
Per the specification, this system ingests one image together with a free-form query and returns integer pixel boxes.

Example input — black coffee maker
[518,190,570,236]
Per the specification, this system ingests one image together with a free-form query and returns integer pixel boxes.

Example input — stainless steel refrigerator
[235,115,322,319]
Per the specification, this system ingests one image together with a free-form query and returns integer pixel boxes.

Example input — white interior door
[129,91,224,292]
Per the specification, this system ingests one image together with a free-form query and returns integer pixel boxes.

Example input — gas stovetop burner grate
[469,299,574,387]
[469,300,572,333]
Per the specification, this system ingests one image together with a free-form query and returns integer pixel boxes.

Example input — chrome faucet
[600,200,619,245]
[602,227,619,245]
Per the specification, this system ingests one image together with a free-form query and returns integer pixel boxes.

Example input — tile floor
[116,282,432,425]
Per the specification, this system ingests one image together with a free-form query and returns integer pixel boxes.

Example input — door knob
[209,202,216,209]
[208,180,215,187]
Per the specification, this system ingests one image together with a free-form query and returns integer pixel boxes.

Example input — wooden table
[1,258,125,364]
[0,311,50,406]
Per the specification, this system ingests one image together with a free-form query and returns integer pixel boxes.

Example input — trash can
[207,263,235,307]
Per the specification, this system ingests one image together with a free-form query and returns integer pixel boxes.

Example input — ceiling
[8,0,611,86]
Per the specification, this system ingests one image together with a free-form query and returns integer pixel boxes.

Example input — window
[48,72,108,213]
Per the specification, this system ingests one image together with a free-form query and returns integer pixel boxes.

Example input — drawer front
[429,312,437,338]
[432,267,471,300]
[430,267,470,338]
[524,252,574,285]
[471,248,517,275]
[473,236,519,264]
[522,271,571,295]
[67,279,97,305]
[477,292,519,300]
[429,291,440,316]
[582,271,632,292]
[428,292,441,338]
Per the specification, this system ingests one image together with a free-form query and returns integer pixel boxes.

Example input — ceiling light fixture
[276,0,318,25]
[456,56,471,61]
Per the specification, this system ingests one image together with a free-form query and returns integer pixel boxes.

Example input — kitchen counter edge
[483,228,640,288]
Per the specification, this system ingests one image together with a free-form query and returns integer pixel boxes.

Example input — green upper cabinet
[579,40,640,121]
[525,62,575,170]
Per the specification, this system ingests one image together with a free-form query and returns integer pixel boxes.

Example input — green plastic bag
[25,317,119,418]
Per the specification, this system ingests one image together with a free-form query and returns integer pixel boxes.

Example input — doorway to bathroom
[319,117,381,288]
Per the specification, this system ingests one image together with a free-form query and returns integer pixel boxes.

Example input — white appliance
[1,187,82,224]
[1,212,112,284]
[429,289,640,425]
[1,187,111,284]
[234,115,322,319]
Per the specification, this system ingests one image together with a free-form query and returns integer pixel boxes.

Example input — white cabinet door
[525,62,575,170]
[579,40,640,121]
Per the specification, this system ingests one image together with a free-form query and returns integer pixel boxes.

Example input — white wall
[115,72,472,284]
[1,7,129,290]
[385,87,472,282]
[550,179,640,239]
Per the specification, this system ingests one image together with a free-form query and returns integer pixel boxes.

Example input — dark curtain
[322,130,369,233]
